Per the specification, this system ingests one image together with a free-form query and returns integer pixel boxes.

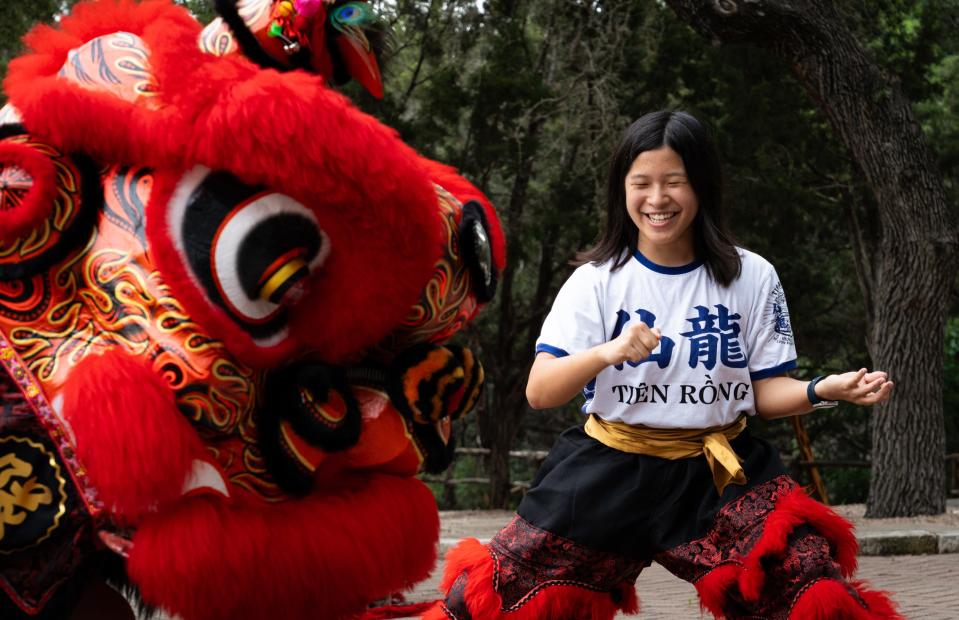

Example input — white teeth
[647,212,676,222]
[182,459,230,498]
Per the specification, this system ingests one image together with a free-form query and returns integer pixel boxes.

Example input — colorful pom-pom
[276,1,295,17]
[294,0,324,18]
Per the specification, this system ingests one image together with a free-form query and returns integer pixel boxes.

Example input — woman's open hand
[815,369,894,406]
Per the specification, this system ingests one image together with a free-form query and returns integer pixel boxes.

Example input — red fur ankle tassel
[739,487,858,601]
[694,563,740,618]
[425,538,638,620]
[789,579,902,619]
[851,581,902,619]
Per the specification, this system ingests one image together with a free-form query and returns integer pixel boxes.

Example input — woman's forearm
[527,322,662,409]
[753,369,894,419]
[752,375,815,419]
[526,349,611,409]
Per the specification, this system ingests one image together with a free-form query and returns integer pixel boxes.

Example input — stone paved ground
[403,552,959,619]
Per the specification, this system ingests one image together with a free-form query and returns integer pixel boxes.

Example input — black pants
[427,426,901,620]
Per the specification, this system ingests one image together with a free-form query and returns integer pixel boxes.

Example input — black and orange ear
[0,126,100,280]
[379,341,486,476]
[446,344,485,421]
[387,343,465,425]
[386,342,486,425]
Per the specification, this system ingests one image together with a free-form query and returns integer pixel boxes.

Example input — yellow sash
[584,414,748,495]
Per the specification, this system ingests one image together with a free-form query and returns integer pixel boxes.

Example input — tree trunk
[665,0,959,516]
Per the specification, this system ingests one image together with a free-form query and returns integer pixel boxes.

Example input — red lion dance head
[0,1,504,618]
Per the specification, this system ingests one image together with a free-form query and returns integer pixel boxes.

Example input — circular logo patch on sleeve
[0,435,67,554]
[767,282,794,346]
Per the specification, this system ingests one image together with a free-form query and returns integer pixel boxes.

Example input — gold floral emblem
[0,436,66,553]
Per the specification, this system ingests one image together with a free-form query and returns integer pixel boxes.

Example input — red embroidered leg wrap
[424,516,643,620]
[658,476,902,620]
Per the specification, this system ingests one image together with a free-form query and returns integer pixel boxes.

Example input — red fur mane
[6,0,445,367]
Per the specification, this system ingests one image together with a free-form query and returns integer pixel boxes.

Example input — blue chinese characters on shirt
[607,304,749,371]
[534,248,798,429]
[680,305,748,370]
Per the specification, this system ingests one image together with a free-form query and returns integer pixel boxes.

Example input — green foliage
[0,1,65,54]
[426,453,489,510]
[917,53,959,207]
[823,467,871,505]
[847,0,959,203]
[0,1,78,105]
[175,0,216,24]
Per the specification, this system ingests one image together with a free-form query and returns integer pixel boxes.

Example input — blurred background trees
[2,0,956,513]
[361,0,959,515]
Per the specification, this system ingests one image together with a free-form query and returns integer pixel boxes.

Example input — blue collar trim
[632,249,702,275]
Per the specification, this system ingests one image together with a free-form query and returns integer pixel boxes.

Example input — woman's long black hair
[576,110,742,286]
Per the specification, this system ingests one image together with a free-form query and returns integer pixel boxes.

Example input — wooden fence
[421,448,548,495]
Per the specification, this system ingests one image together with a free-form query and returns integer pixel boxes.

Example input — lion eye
[458,201,497,303]
[167,167,329,341]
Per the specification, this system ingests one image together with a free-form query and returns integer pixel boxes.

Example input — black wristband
[807,375,825,405]
[806,375,838,409]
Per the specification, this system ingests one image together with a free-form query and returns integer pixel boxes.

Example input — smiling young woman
[425,110,898,620]
[624,146,699,266]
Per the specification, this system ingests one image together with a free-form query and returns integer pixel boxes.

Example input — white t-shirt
[535,247,797,429]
